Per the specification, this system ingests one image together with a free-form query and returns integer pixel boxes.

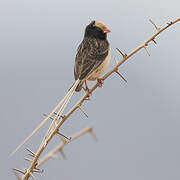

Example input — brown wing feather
[74,37,109,81]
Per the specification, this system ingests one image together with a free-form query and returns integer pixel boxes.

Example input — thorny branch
[14,17,180,180]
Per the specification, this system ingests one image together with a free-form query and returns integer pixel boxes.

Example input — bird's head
[84,20,110,40]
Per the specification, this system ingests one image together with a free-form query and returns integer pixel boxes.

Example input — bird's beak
[103,26,111,33]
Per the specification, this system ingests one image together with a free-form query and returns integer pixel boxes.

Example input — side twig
[37,127,95,167]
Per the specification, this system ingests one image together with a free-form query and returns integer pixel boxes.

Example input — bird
[74,20,111,92]
[11,20,111,155]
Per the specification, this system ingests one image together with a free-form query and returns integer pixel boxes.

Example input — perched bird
[11,20,111,155]
[74,20,111,92]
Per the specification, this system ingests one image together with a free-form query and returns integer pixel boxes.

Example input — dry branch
[38,127,95,166]
[13,17,180,180]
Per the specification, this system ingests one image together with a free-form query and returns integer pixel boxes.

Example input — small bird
[11,21,111,155]
[74,20,111,92]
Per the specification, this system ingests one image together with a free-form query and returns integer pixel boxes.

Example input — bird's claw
[97,78,104,87]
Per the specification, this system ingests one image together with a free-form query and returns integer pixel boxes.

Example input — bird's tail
[10,79,80,156]
[75,80,84,92]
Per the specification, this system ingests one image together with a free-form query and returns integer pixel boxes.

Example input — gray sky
[1,0,180,179]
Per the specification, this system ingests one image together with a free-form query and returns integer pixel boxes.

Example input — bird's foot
[97,78,104,87]
[83,80,91,97]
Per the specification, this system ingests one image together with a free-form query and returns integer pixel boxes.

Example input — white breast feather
[87,48,111,81]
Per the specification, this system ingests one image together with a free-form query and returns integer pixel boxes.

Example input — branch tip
[89,129,98,142]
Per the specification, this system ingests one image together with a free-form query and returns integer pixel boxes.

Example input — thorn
[13,168,26,175]
[24,157,33,162]
[30,173,36,180]
[54,112,61,117]
[13,169,22,180]
[78,105,88,118]
[54,112,65,119]
[149,19,160,31]
[89,129,98,142]
[116,48,127,58]
[34,166,41,171]
[167,21,173,25]
[54,112,59,116]
[115,69,127,83]
[144,45,151,56]
[26,148,35,157]
[152,39,157,44]
[43,113,54,121]
[28,154,34,158]
[59,149,67,160]
[56,131,72,141]
[33,169,44,174]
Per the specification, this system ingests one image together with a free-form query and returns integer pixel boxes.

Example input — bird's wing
[74,38,109,80]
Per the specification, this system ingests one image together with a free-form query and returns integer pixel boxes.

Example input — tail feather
[11,79,80,156]
[75,80,84,92]
[43,80,80,141]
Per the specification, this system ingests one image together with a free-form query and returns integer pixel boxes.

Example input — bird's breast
[87,48,111,81]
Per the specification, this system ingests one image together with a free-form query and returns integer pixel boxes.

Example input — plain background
[0,0,180,179]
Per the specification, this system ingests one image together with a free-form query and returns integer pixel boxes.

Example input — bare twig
[37,127,94,167]
[17,17,180,180]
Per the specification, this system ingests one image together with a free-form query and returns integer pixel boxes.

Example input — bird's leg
[97,78,104,87]
[85,80,91,94]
